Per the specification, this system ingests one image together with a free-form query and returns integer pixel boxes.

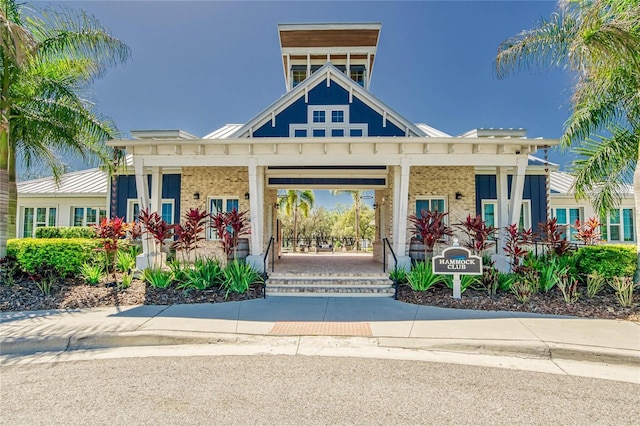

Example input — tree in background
[496,0,640,279]
[331,203,375,249]
[0,0,130,257]
[330,189,373,251]
[278,189,315,252]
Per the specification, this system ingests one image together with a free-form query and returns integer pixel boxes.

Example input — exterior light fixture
[455,192,463,200]
[193,192,200,200]
[245,192,250,200]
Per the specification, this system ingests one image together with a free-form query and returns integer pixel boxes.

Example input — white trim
[207,196,240,240]
[481,199,532,229]
[551,206,583,241]
[602,207,636,243]
[21,206,58,238]
[127,199,175,224]
[288,105,369,138]
[71,206,107,227]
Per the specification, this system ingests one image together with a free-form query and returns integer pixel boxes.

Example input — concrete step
[265,275,395,297]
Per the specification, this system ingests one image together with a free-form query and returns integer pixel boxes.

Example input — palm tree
[496,0,640,278]
[278,189,315,253]
[0,0,130,257]
[330,189,372,252]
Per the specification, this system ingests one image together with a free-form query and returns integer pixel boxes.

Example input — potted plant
[408,209,453,261]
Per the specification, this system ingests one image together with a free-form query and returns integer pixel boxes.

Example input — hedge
[575,245,636,278]
[35,226,96,239]
[7,238,102,277]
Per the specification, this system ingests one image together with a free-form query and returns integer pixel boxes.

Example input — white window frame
[602,207,635,242]
[127,199,175,224]
[481,199,532,230]
[207,196,240,240]
[551,207,583,241]
[22,206,57,238]
[72,206,107,227]
[289,105,368,137]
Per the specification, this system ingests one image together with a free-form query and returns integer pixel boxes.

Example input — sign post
[432,238,482,299]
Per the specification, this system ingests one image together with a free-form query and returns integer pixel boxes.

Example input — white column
[392,159,411,270]
[256,165,265,251]
[392,166,401,245]
[134,158,151,269]
[494,166,510,270]
[150,166,162,215]
[508,157,528,226]
[248,159,261,255]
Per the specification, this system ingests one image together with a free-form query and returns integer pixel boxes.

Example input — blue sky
[30,1,573,208]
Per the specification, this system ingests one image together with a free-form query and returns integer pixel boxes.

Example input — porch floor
[269,253,384,276]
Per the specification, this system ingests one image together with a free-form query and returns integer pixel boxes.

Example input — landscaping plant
[79,262,103,285]
[407,209,453,260]
[406,261,446,291]
[457,214,495,255]
[480,264,500,296]
[497,272,517,293]
[503,224,534,273]
[7,238,100,277]
[575,245,636,279]
[538,217,572,257]
[573,217,602,245]
[609,277,634,308]
[120,271,133,290]
[94,217,131,279]
[511,279,534,304]
[141,268,173,289]
[177,257,223,291]
[139,208,175,268]
[586,272,606,298]
[211,208,251,260]
[389,267,407,285]
[222,260,262,297]
[557,274,580,304]
[445,274,480,295]
[536,256,563,293]
[115,249,136,273]
[173,208,210,263]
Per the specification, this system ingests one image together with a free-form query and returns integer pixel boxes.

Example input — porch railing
[382,237,399,300]
[262,235,274,299]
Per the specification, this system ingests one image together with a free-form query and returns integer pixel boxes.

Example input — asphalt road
[2,355,638,425]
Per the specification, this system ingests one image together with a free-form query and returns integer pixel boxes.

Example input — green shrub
[80,262,103,285]
[222,260,262,297]
[141,268,173,289]
[406,261,446,291]
[575,245,636,279]
[8,238,101,277]
[177,258,223,290]
[389,267,407,284]
[116,249,136,273]
[35,227,96,239]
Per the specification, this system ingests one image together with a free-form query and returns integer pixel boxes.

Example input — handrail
[382,237,399,300]
[262,236,274,299]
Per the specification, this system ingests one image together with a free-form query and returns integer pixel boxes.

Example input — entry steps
[265,272,395,297]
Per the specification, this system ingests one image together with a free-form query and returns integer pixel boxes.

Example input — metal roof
[550,171,633,195]
[415,123,451,138]
[18,168,107,195]
[204,124,244,139]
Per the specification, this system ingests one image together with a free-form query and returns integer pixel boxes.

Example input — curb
[2,331,639,368]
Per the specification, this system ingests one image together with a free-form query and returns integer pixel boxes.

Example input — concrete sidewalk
[2,297,639,365]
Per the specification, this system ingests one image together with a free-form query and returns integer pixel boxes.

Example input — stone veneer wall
[179,166,251,262]
[408,166,476,255]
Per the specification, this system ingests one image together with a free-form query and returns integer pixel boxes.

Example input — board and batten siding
[113,174,181,223]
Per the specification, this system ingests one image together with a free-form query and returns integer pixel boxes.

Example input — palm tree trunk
[634,156,640,284]
[0,120,9,258]
[293,205,298,253]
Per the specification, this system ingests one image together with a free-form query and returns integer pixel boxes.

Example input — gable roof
[18,168,107,196]
[226,62,430,139]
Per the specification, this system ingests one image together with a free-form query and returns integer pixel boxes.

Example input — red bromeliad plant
[573,217,602,246]
[94,217,131,278]
[408,209,453,260]
[503,223,534,273]
[173,207,211,263]
[457,214,496,255]
[210,208,251,260]
[138,208,175,265]
[539,217,572,257]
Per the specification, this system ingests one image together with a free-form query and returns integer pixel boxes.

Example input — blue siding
[253,78,406,137]
[112,174,181,224]
[475,175,547,232]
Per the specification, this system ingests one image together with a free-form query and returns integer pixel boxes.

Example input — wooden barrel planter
[409,238,425,262]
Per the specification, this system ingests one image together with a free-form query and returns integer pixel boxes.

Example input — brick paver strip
[269,321,373,337]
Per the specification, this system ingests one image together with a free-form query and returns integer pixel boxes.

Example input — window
[127,199,174,224]
[416,198,446,216]
[312,110,325,123]
[481,200,532,230]
[289,106,368,138]
[331,110,344,123]
[601,208,635,242]
[73,207,106,227]
[22,207,57,237]
[552,207,582,241]
[208,197,239,239]
[291,65,306,88]
[350,65,366,87]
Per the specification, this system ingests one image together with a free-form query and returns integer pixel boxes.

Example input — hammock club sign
[432,246,482,299]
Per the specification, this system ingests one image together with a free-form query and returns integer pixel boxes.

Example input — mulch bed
[397,285,640,321]
[1,275,638,323]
